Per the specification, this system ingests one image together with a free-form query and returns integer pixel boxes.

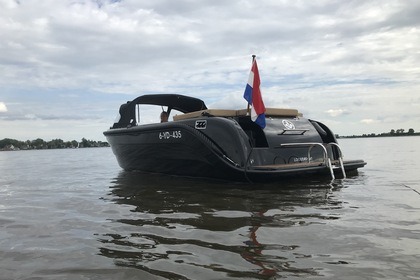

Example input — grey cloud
[1,0,420,139]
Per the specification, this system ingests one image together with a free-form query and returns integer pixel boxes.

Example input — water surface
[0,137,419,279]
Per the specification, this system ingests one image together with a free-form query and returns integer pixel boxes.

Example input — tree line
[0,138,109,151]
[339,128,419,138]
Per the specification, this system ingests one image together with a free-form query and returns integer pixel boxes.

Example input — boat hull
[104,120,366,182]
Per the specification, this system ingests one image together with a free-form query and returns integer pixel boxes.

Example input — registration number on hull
[159,131,182,140]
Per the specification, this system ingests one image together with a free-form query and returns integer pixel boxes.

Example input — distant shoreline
[0,138,109,151]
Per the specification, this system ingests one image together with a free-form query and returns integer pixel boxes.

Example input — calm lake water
[1,137,419,280]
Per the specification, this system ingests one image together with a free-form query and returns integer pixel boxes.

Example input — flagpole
[247,55,256,115]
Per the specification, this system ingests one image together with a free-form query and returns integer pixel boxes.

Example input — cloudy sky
[1,0,419,141]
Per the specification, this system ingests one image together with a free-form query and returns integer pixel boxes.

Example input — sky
[1,0,420,141]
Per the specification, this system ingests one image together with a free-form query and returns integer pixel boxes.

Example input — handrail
[278,142,347,180]
[327,142,346,178]
[280,143,335,180]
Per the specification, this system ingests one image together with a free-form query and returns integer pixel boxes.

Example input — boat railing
[279,142,346,180]
[326,142,346,179]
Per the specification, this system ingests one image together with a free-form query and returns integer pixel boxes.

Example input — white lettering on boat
[159,131,182,140]
[293,156,312,162]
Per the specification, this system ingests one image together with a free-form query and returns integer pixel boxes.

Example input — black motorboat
[104,94,366,182]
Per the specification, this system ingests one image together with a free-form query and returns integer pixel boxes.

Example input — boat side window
[134,105,165,125]
[169,109,183,122]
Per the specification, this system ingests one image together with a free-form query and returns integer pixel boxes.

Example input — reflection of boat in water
[99,171,346,278]
[104,94,366,182]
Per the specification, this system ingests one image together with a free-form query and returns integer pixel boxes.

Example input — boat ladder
[279,142,346,180]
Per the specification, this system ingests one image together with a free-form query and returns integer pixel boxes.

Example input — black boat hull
[105,122,247,181]
[104,119,366,182]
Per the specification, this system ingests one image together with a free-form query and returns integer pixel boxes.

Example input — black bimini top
[132,94,207,113]
[111,94,207,128]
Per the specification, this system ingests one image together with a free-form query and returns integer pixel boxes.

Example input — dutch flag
[243,58,266,128]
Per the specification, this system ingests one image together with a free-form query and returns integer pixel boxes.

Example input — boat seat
[173,109,237,121]
[173,108,300,121]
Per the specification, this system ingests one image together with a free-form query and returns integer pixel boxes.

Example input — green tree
[31,138,46,149]
[48,139,65,149]
[81,138,91,148]
[0,138,20,149]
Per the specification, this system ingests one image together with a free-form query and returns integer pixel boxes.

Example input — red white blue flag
[243,58,266,128]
